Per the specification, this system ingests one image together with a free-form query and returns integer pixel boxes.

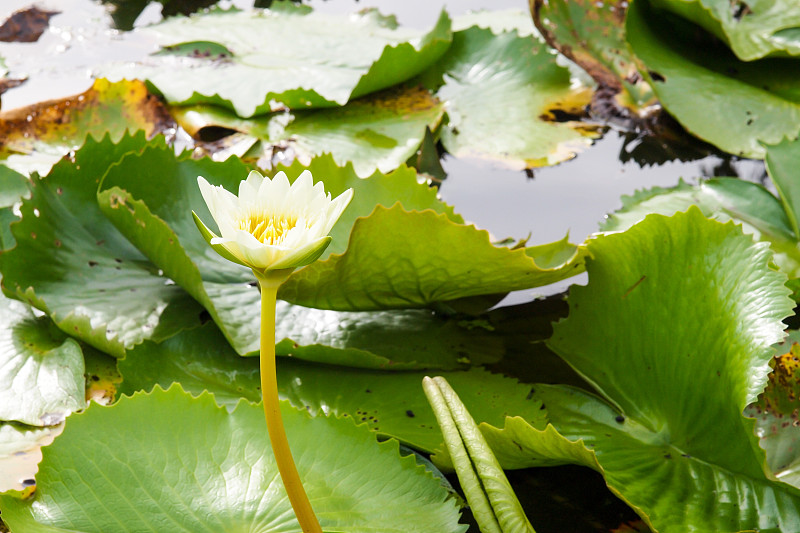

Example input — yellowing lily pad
[174,84,445,177]
[420,25,599,169]
[0,133,203,358]
[0,78,174,176]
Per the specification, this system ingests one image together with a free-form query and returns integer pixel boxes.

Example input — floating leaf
[0,422,60,493]
[0,6,58,43]
[0,165,27,250]
[0,79,174,176]
[0,294,84,427]
[117,321,546,454]
[420,25,598,168]
[103,4,453,116]
[532,0,655,118]
[479,209,800,531]
[0,386,467,533]
[0,133,203,358]
[600,178,800,278]
[423,376,535,533]
[280,205,585,311]
[452,9,536,35]
[626,0,800,158]
[174,84,445,177]
[766,137,800,240]
[745,338,800,489]
[651,0,800,61]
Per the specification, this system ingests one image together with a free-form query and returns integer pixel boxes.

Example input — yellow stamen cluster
[241,213,297,245]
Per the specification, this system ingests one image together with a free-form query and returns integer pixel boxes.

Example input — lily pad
[0,133,203,358]
[279,205,585,310]
[600,178,800,278]
[651,0,800,61]
[104,4,453,116]
[532,0,655,118]
[626,0,800,158]
[0,78,174,176]
[745,339,800,489]
[96,142,466,354]
[173,84,445,177]
[477,209,800,530]
[419,25,598,169]
[765,136,800,240]
[0,165,27,250]
[0,294,84,427]
[117,321,546,454]
[0,385,467,533]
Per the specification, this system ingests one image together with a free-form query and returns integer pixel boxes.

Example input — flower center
[241,212,297,245]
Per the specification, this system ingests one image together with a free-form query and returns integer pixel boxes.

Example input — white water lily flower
[193,170,353,274]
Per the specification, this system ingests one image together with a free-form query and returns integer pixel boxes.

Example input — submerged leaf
[174,84,445,177]
[103,5,453,116]
[0,386,467,533]
[626,0,800,158]
[0,79,174,176]
[420,25,598,169]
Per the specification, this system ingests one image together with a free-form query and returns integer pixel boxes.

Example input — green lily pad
[0,385,467,533]
[532,0,655,114]
[419,25,598,169]
[104,4,453,117]
[0,79,174,176]
[600,178,800,278]
[452,9,536,35]
[117,321,546,454]
[477,208,800,530]
[626,0,800,159]
[650,0,800,61]
[173,84,445,177]
[0,133,203,358]
[280,205,585,311]
[95,142,466,354]
[0,294,84,426]
[0,165,27,251]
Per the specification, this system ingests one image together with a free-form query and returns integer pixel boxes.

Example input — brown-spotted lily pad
[531,0,656,127]
[0,78,174,176]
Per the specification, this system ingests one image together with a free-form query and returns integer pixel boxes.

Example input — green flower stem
[257,270,322,533]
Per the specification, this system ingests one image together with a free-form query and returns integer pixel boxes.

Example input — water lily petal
[269,236,332,271]
[192,211,250,268]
